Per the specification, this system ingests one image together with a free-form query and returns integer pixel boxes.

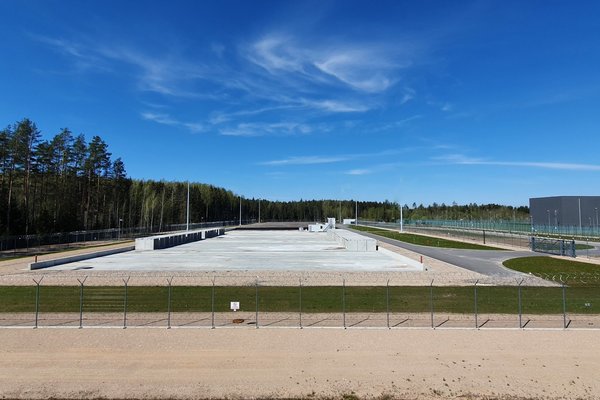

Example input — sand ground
[0,328,599,400]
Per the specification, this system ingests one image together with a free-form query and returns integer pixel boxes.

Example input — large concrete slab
[43,230,422,272]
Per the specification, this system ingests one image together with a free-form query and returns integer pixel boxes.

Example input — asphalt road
[357,230,535,277]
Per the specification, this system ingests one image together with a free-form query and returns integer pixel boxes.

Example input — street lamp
[554,209,558,230]
[118,218,123,240]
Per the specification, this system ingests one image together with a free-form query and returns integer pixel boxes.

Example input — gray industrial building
[529,196,600,229]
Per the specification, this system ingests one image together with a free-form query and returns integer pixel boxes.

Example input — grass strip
[350,225,504,250]
[503,256,600,287]
[1,285,599,314]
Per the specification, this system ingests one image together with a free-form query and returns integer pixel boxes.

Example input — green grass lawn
[2,284,599,314]
[503,256,600,287]
[350,225,504,250]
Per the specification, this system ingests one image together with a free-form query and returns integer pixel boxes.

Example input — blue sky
[1,0,600,206]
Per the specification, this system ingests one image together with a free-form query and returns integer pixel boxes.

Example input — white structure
[327,229,377,252]
[308,217,336,232]
[135,227,224,250]
[343,218,356,225]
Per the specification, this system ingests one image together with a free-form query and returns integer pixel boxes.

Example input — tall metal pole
[123,277,130,329]
[518,279,524,328]
[386,279,390,329]
[255,277,259,329]
[186,181,190,231]
[474,280,479,329]
[33,277,43,329]
[167,277,173,329]
[429,280,434,329]
[258,199,261,224]
[211,276,215,329]
[239,196,242,227]
[78,277,87,329]
[562,284,567,329]
[299,278,303,329]
[355,201,358,226]
[400,204,403,233]
[578,198,582,235]
[342,278,346,329]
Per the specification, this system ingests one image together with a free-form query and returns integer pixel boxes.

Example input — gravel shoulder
[0,328,598,400]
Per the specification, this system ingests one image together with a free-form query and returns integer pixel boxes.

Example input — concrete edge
[29,246,135,270]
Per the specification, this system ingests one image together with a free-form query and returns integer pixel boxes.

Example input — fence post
[123,277,130,329]
[474,279,479,329]
[255,277,259,329]
[211,276,215,329]
[429,280,435,329]
[342,278,346,329]
[299,278,303,329]
[517,279,524,328]
[562,283,568,329]
[167,277,173,329]
[77,277,87,329]
[386,279,390,329]
[33,277,44,329]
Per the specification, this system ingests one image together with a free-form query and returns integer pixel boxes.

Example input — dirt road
[0,328,598,399]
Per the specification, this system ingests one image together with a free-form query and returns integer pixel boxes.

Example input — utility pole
[400,203,404,233]
[578,198,582,234]
[186,181,190,231]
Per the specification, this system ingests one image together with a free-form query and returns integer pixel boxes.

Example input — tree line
[0,118,529,236]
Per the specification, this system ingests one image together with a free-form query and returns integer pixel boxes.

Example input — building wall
[530,196,600,228]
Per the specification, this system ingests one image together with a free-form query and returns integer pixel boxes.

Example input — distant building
[529,196,600,228]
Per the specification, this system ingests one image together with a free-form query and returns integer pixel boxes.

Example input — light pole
[554,209,558,230]
[186,181,190,231]
[400,203,404,233]
[355,201,358,226]
[118,218,123,240]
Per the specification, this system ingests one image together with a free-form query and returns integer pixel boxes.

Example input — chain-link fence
[0,220,252,254]
[2,274,599,329]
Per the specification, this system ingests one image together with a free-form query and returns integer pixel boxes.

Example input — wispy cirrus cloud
[33,30,422,136]
[141,112,205,133]
[260,149,413,167]
[220,122,313,137]
[245,33,415,94]
[345,168,372,175]
[437,154,600,171]
[261,156,350,166]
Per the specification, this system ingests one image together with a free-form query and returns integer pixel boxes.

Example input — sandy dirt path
[0,328,598,399]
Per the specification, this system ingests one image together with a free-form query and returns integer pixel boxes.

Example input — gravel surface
[0,328,599,399]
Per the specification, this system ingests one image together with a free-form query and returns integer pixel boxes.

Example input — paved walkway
[357,230,536,277]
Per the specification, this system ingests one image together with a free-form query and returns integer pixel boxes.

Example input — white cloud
[261,156,349,166]
[314,51,394,93]
[438,154,600,171]
[245,33,410,94]
[220,122,312,137]
[141,112,205,133]
[345,169,372,175]
[301,99,370,113]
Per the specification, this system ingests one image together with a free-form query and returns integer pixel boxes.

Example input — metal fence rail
[1,275,599,330]
[0,220,252,253]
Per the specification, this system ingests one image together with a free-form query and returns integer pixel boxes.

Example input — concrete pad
[44,230,423,273]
